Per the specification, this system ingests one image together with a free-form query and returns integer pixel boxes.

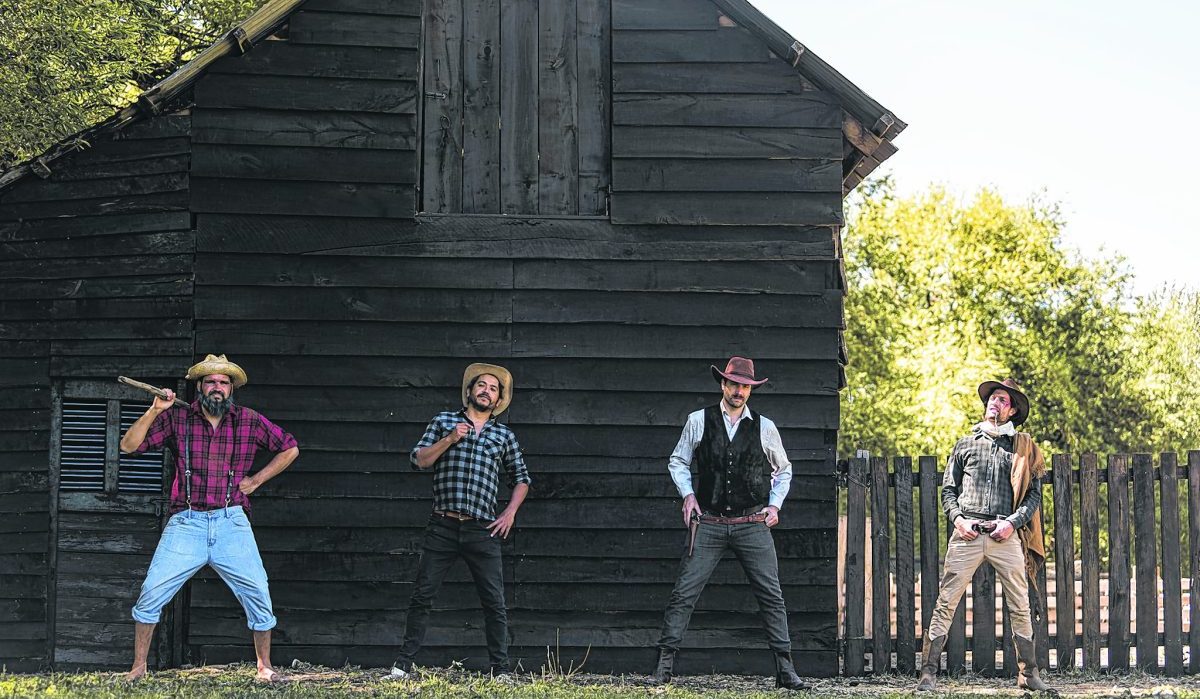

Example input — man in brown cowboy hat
[389,362,532,678]
[119,354,299,682]
[650,357,808,690]
[916,378,1052,693]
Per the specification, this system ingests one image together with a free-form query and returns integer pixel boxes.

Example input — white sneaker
[385,666,410,680]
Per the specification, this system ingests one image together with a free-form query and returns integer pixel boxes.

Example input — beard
[200,391,233,418]
[468,394,493,413]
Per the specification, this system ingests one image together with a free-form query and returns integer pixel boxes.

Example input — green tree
[840,179,1199,458]
[0,0,265,168]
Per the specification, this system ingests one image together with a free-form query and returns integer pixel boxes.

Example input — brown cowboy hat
[185,354,248,388]
[462,363,513,416]
[711,356,768,387]
[977,378,1030,427]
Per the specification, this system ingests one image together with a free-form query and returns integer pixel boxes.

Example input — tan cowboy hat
[462,363,513,416]
[186,354,248,388]
[977,377,1030,427]
[711,356,768,387]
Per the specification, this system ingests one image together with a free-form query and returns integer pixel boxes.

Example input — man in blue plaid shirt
[390,363,531,678]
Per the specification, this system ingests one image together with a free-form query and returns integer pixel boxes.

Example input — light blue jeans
[131,506,276,631]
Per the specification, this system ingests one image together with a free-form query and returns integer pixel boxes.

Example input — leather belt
[433,510,473,521]
[699,512,768,526]
[962,512,1006,521]
[687,511,768,557]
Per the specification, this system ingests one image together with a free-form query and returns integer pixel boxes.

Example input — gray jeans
[656,520,791,653]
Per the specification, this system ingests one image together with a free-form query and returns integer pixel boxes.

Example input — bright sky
[754,0,1199,296]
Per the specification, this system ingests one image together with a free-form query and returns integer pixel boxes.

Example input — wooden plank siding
[0,114,195,670]
[610,0,842,225]
[191,213,842,675]
[192,7,420,220]
[422,0,611,216]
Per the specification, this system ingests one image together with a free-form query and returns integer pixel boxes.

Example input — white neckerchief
[975,420,1016,438]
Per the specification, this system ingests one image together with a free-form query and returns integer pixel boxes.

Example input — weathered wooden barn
[0,0,902,676]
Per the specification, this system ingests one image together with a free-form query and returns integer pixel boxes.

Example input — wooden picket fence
[839,451,1200,676]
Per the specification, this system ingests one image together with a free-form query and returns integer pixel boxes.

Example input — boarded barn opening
[420,0,612,216]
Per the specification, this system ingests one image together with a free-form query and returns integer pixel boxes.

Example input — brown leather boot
[915,634,946,692]
[1014,635,1057,694]
[649,648,674,685]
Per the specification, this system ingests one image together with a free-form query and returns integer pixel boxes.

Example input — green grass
[0,664,784,699]
[4,664,1200,699]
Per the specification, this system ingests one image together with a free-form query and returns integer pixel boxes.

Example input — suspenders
[180,410,237,511]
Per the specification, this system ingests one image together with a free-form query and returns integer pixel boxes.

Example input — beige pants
[926,529,1032,639]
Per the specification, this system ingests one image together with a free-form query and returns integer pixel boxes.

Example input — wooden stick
[117,376,188,408]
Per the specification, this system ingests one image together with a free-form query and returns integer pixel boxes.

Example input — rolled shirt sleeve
[409,415,448,470]
[758,415,792,509]
[503,433,533,489]
[254,412,298,452]
[131,409,175,454]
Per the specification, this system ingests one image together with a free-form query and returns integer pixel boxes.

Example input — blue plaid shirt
[410,410,532,521]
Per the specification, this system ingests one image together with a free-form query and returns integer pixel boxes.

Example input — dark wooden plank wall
[422,0,611,216]
[189,213,843,676]
[610,0,843,225]
[0,115,195,670]
[183,0,844,677]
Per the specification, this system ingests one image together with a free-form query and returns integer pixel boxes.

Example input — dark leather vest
[692,404,771,513]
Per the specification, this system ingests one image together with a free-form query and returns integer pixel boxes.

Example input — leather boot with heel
[1014,635,1056,694]
[649,648,674,685]
[774,651,811,690]
[915,633,946,692]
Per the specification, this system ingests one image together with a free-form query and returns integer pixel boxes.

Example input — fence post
[1189,451,1200,673]
[894,456,916,674]
[1160,452,1182,676]
[1052,454,1076,671]
[1109,454,1132,672]
[845,456,868,676]
[871,456,892,673]
[1036,554,1050,671]
[918,456,940,646]
[1079,453,1102,671]
[1133,453,1158,672]
[971,562,997,675]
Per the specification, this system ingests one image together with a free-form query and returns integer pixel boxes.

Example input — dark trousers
[657,521,791,653]
[395,514,509,671]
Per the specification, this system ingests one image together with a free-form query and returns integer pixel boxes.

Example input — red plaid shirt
[133,400,298,515]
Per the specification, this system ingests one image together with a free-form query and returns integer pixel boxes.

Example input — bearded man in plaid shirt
[119,354,299,682]
[389,362,531,679]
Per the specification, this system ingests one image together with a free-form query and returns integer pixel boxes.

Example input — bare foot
[256,667,285,683]
[125,665,147,682]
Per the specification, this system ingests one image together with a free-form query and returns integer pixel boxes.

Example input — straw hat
[462,363,513,416]
[185,354,248,388]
